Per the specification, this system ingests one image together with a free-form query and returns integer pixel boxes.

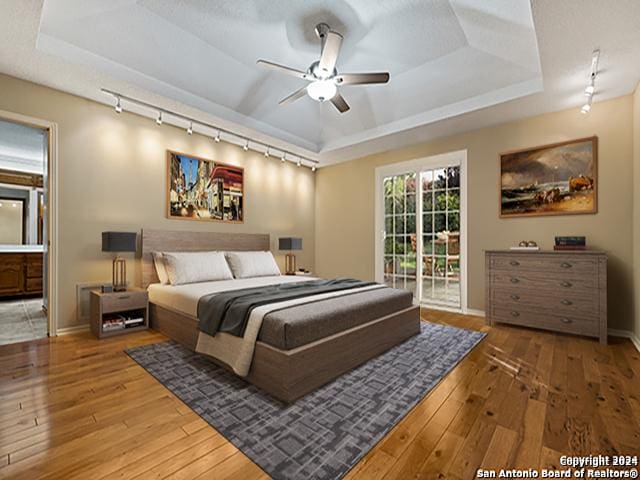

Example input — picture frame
[167,150,244,223]
[499,136,598,218]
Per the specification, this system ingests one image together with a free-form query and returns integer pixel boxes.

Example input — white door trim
[0,109,59,336]
[374,150,468,313]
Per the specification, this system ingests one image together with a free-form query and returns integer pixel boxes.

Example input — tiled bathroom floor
[0,298,47,345]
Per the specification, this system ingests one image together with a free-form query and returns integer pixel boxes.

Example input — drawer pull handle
[510,261,520,266]
[560,281,572,288]
[561,299,573,306]
[117,296,130,300]
[510,278,520,284]
[510,311,520,317]
[561,318,573,324]
[560,262,572,269]
[510,294,520,300]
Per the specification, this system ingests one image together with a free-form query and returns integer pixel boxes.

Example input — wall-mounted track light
[311,165,316,172]
[296,159,301,167]
[100,88,319,169]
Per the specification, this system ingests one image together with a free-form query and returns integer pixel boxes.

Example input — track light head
[264,148,270,158]
[214,131,221,142]
[156,111,163,125]
[296,159,301,167]
[243,140,249,151]
[281,154,286,163]
[312,165,317,172]
[115,97,122,113]
[580,103,591,114]
[187,121,193,135]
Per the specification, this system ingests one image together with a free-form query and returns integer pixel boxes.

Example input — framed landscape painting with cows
[500,136,597,218]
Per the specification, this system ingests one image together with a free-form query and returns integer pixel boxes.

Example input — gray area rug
[127,322,485,480]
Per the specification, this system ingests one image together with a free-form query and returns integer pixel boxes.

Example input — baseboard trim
[608,328,640,352]
[56,324,90,336]
[464,308,486,318]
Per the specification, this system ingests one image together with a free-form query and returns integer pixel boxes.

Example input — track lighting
[312,165,316,172]
[580,49,599,114]
[101,88,319,170]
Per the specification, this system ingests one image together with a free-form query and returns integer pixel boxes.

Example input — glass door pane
[420,166,461,308]
[382,173,417,298]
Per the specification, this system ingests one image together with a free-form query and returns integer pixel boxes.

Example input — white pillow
[225,251,281,278]
[162,251,234,285]
[152,252,170,285]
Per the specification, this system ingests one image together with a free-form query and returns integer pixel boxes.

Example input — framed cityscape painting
[500,136,597,218]
[167,150,244,223]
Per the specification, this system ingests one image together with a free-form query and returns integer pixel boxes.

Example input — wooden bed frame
[141,229,421,403]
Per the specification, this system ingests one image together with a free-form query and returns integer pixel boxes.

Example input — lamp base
[284,253,297,275]
[112,257,127,292]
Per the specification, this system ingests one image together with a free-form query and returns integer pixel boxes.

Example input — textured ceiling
[35,0,541,153]
[0,1,639,165]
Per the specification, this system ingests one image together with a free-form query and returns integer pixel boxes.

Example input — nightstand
[90,287,149,339]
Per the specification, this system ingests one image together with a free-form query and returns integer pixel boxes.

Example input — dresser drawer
[492,288,598,319]
[26,277,43,292]
[492,307,599,337]
[490,255,598,275]
[101,292,148,313]
[491,271,598,291]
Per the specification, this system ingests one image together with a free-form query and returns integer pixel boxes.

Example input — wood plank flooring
[1,310,639,479]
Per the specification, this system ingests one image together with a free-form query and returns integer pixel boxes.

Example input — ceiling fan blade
[256,60,310,80]
[330,92,350,113]
[318,31,343,77]
[279,86,308,106]
[334,72,390,85]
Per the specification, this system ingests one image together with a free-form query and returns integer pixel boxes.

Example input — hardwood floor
[1,310,638,479]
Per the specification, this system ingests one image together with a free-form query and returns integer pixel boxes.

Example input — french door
[375,151,467,311]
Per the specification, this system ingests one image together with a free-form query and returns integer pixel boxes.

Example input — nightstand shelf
[90,288,149,339]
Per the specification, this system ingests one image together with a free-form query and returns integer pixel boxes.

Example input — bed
[142,229,421,403]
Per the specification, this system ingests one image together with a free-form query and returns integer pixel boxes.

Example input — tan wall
[316,95,635,330]
[634,83,640,337]
[0,73,315,329]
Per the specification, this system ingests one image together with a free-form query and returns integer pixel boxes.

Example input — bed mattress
[148,276,414,350]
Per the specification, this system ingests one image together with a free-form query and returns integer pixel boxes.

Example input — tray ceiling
[36,0,542,154]
[1,1,639,165]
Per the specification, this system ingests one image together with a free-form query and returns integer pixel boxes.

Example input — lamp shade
[102,232,137,252]
[278,237,302,251]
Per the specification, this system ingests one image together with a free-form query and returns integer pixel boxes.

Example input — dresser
[485,250,607,344]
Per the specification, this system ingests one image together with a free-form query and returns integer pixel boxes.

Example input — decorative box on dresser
[485,250,607,344]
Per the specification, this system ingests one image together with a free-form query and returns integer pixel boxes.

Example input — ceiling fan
[256,23,390,113]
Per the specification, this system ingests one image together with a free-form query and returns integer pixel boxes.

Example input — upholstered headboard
[141,229,270,288]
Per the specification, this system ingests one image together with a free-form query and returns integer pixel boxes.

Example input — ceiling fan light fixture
[307,80,337,102]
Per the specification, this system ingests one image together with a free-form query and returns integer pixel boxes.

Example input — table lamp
[278,237,302,275]
[102,232,137,292]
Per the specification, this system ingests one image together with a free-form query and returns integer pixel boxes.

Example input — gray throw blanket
[198,278,376,337]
